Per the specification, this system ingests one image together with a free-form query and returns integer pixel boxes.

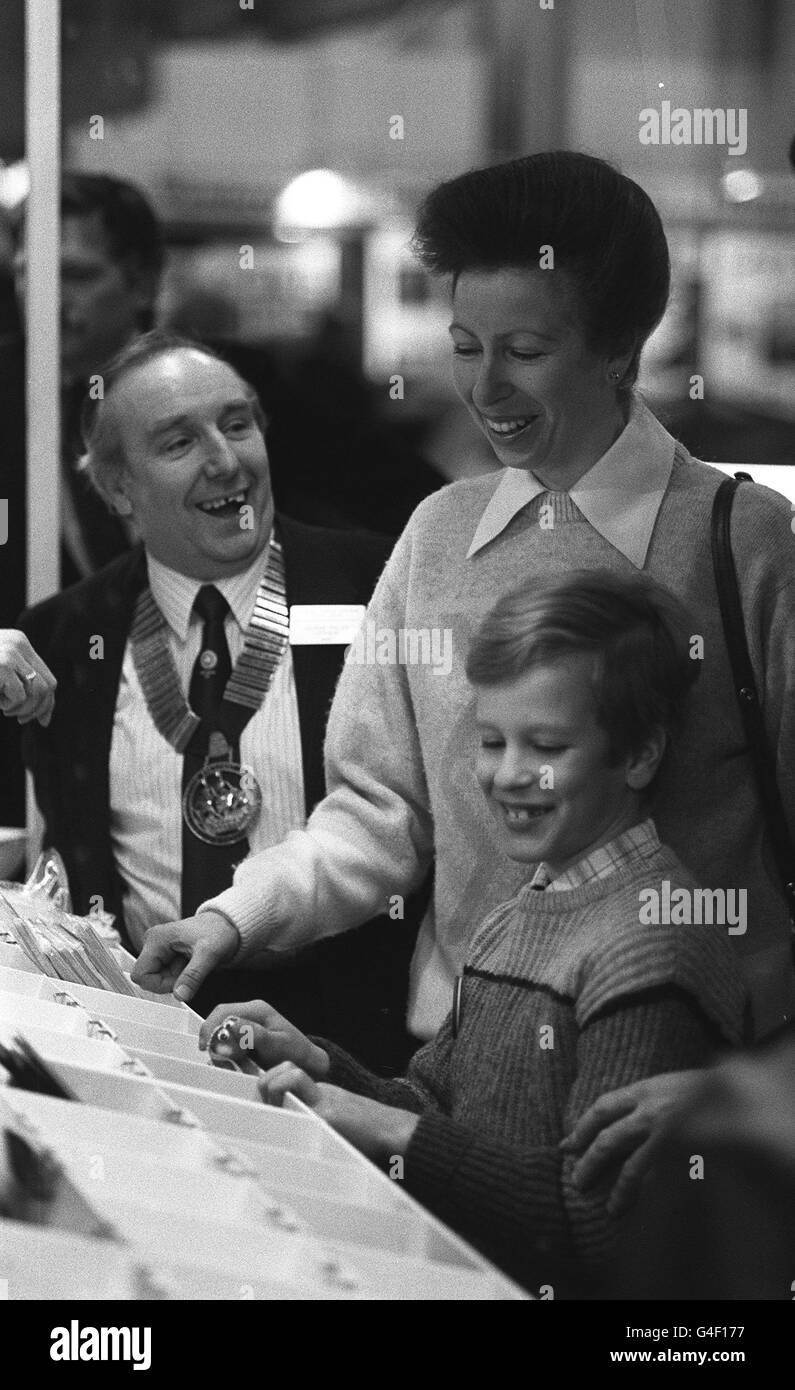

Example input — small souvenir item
[207,1016,261,1074]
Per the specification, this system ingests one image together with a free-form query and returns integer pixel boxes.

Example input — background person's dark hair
[61,171,165,327]
[412,151,670,397]
[465,568,699,769]
[77,329,267,509]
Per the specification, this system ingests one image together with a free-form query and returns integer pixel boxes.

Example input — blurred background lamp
[274,168,381,241]
[722,169,763,203]
[0,160,30,211]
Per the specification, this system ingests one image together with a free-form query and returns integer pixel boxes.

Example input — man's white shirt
[109,540,305,950]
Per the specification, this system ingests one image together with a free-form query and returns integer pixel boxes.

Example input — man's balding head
[79,333,273,580]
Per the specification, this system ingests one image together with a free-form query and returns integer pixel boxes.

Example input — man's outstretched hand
[0,629,57,726]
[131,911,240,1001]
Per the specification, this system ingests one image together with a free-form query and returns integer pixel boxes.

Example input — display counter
[0,894,526,1302]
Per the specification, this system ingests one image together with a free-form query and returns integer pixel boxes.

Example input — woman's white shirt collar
[467,397,676,568]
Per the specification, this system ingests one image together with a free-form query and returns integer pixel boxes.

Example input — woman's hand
[560,1070,703,1215]
[199,1000,330,1080]
[0,630,56,726]
[132,911,240,1000]
[260,1063,419,1163]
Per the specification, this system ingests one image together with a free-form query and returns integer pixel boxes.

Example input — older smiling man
[18,332,413,1066]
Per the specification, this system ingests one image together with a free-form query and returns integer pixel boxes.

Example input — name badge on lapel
[289,604,366,646]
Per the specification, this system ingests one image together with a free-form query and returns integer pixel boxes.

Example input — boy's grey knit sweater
[322,843,748,1293]
[207,408,795,1039]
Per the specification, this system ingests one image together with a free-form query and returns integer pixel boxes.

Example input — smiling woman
[414,150,670,409]
[448,267,629,491]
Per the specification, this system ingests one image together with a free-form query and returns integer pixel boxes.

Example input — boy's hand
[199,1000,330,1080]
[132,911,239,1000]
[560,1070,701,1215]
[260,1064,419,1163]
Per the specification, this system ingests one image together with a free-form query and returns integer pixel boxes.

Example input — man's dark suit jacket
[20,516,421,1072]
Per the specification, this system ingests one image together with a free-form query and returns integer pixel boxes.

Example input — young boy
[200,569,748,1294]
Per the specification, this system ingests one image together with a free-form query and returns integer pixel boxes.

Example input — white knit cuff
[198,882,300,962]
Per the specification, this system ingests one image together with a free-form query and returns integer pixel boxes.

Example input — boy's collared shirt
[528,818,661,893]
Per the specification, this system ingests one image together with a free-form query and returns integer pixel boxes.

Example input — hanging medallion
[182,733,263,845]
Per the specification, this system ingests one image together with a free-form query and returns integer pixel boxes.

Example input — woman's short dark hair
[412,151,670,394]
[465,568,698,765]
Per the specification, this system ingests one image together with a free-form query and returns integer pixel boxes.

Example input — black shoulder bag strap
[711,475,795,931]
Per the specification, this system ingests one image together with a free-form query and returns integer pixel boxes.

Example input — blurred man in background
[0,172,164,825]
[11,171,164,592]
